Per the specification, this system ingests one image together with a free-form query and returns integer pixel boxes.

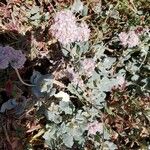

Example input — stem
[14,68,35,87]
[53,80,66,88]
[138,53,147,70]
[15,68,66,88]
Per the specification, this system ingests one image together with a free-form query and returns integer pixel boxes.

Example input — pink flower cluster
[77,22,90,42]
[0,46,26,69]
[66,66,84,87]
[87,121,103,135]
[119,31,140,48]
[50,10,90,45]
[81,58,95,77]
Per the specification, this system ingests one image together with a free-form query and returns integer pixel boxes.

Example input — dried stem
[53,80,66,88]
[14,68,35,87]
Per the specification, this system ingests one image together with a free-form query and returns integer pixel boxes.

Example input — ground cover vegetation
[0,0,149,149]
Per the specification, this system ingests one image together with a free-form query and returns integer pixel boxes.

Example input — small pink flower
[0,46,10,69]
[127,31,139,48]
[81,58,95,77]
[119,32,128,47]
[50,10,78,45]
[50,10,90,45]
[0,46,26,69]
[77,22,90,42]
[119,31,140,48]
[66,67,75,80]
[9,49,26,69]
[73,74,84,87]
[87,121,103,135]
[66,66,84,87]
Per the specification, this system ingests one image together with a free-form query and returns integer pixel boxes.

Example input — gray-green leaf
[62,133,74,148]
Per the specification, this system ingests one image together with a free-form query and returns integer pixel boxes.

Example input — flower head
[50,10,78,45]
[119,31,140,48]
[119,32,128,47]
[87,121,103,135]
[77,22,90,42]
[66,66,84,87]
[127,31,139,48]
[50,10,90,45]
[9,49,26,69]
[81,58,95,77]
[0,46,10,69]
[0,46,26,69]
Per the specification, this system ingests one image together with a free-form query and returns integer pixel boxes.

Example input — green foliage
[30,71,55,98]
[0,0,149,149]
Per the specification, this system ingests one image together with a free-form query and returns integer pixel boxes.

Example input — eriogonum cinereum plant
[0,0,149,149]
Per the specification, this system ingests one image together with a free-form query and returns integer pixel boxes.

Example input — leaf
[59,123,67,134]
[76,42,89,54]
[30,6,40,15]
[43,126,57,148]
[0,97,26,115]
[48,88,56,97]
[87,107,99,120]
[31,86,45,98]
[43,128,56,141]
[30,20,40,26]
[71,0,83,13]
[45,111,62,124]
[131,74,139,81]
[30,71,54,97]
[104,141,117,150]
[93,44,105,60]
[55,91,70,102]
[75,110,86,123]
[0,99,17,113]
[44,12,50,20]
[62,133,74,148]
[99,77,113,92]
[92,91,106,106]
[61,48,69,57]
[110,10,120,19]
[30,70,41,85]
[103,57,116,69]
[69,127,84,141]
[30,13,41,20]
[59,101,72,114]
[67,84,82,99]
[103,128,110,140]
[82,5,88,16]
[62,44,71,52]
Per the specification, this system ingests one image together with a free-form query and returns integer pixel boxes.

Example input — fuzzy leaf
[104,141,117,150]
[59,101,72,114]
[30,6,40,15]
[71,0,83,13]
[62,133,74,148]
[55,91,70,102]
